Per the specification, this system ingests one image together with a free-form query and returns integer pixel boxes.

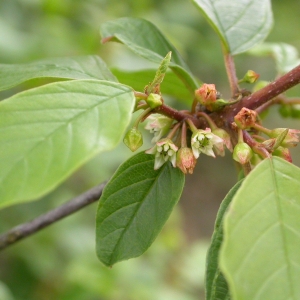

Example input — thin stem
[197,112,217,130]
[167,122,181,140]
[223,50,239,97]
[0,182,106,251]
[133,107,152,127]
[181,121,187,147]
[134,91,148,100]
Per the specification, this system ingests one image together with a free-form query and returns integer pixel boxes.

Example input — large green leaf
[220,157,300,300]
[192,0,273,55]
[96,152,185,266]
[112,68,192,103]
[0,55,117,91]
[0,80,134,208]
[206,180,243,300]
[100,17,198,94]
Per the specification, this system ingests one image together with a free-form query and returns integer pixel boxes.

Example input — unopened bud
[176,147,197,174]
[212,128,233,152]
[195,83,217,111]
[123,128,143,152]
[234,107,257,129]
[241,70,260,83]
[233,142,253,164]
[146,93,163,109]
[273,146,292,163]
[268,128,300,148]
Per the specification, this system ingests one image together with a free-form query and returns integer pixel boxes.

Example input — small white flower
[145,114,173,143]
[145,138,178,169]
[191,128,223,158]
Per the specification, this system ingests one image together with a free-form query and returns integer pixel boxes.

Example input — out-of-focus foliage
[0,0,299,299]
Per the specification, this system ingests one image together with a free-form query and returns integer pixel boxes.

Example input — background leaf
[192,0,273,55]
[112,68,192,103]
[220,157,300,300]
[0,55,117,91]
[0,80,134,208]
[96,152,185,267]
[249,42,300,75]
[206,180,243,300]
[100,17,199,94]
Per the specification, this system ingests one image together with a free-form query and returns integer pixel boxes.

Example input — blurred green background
[0,0,299,299]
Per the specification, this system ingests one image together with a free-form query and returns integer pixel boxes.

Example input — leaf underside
[192,0,273,55]
[220,157,300,300]
[0,80,134,208]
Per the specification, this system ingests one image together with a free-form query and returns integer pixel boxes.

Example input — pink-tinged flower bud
[234,107,257,129]
[273,146,292,163]
[212,128,233,153]
[268,128,300,148]
[233,142,253,164]
[176,147,197,174]
[195,84,217,110]
[242,70,260,83]
[123,128,143,152]
[145,114,173,143]
[146,93,163,109]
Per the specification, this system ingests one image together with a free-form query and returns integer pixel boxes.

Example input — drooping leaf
[100,17,199,94]
[112,68,192,103]
[0,80,134,208]
[220,157,300,300]
[249,42,300,75]
[0,55,117,91]
[96,152,185,266]
[206,180,243,300]
[192,0,273,55]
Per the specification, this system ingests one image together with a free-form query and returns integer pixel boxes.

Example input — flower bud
[268,128,300,148]
[233,142,253,164]
[241,70,260,83]
[234,107,257,129]
[195,84,217,110]
[146,93,163,109]
[212,128,233,152]
[272,146,292,163]
[123,128,143,152]
[176,147,197,174]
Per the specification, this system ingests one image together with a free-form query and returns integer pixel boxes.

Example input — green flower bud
[176,147,197,174]
[241,70,259,83]
[233,142,253,164]
[123,128,143,152]
[146,93,163,109]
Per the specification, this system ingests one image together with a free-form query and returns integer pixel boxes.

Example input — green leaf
[220,157,300,300]
[96,151,185,266]
[206,180,243,300]
[249,43,300,75]
[100,17,198,94]
[0,80,134,208]
[145,51,172,94]
[112,68,192,103]
[192,0,273,55]
[0,55,117,91]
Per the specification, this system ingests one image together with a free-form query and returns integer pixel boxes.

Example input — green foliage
[96,152,185,266]
[100,17,198,93]
[192,0,273,55]
[220,157,300,300]
[0,56,117,91]
[0,80,134,208]
[206,180,243,300]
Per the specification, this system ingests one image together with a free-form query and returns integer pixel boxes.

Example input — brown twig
[223,51,239,97]
[0,182,106,251]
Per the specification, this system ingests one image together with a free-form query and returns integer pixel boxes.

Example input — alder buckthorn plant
[1,0,300,299]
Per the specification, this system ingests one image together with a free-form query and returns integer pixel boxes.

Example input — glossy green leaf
[206,180,243,300]
[0,80,134,208]
[0,55,117,91]
[100,17,198,94]
[249,43,300,75]
[220,157,300,300]
[192,0,273,55]
[112,68,192,103]
[96,152,185,266]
